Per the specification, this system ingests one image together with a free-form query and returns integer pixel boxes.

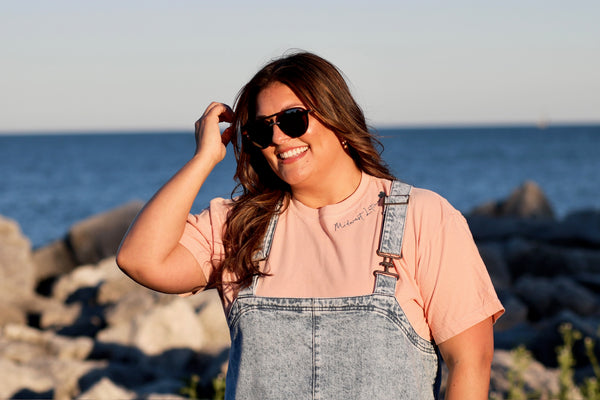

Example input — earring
[341,140,348,150]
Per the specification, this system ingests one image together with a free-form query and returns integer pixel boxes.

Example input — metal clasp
[373,256,399,279]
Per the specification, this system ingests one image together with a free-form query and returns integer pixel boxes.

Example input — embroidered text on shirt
[333,201,379,231]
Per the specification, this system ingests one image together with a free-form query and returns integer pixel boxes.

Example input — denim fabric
[225,181,440,399]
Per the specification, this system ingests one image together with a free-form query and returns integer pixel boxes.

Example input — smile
[277,146,309,160]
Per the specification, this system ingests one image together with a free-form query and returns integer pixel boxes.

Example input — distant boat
[536,117,550,130]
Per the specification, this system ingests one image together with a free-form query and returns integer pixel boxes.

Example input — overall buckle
[374,256,399,279]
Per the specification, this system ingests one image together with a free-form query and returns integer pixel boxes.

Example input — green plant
[179,374,200,400]
[580,336,600,400]
[212,373,226,400]
[556,323,582,400]
[507,345,532,400]
[179,372,226,400]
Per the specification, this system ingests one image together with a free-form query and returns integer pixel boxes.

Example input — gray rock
[505,238,572,278]
[1,324,94,361]
[494,290,528,332]
[0,215,36,297]
[490,349,561,399]
[477,243,511,289]
[67,201,143,266]
[32,239,77,284]
[0,358,55,400]
[75,377,136,400]
[189,289,231,355]
[50,257,125,301]
[514,275,598,320]
[98,297,205,358]
[471,180,555,219]
[529,311,600,367]
[541,209,600,247]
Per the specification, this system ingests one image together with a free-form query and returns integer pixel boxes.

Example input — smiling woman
[116,51,503,400]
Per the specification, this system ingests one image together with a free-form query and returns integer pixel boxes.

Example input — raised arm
[116,102,234,294]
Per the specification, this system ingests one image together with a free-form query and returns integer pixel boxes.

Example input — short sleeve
[178,197,231,286]
[413,191,504,344]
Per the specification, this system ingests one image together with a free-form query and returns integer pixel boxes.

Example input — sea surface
[1,125,598,248]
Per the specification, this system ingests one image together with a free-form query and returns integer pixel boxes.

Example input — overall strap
[240,199,283,296]
[253,199,283,262]
[375,180,412,278]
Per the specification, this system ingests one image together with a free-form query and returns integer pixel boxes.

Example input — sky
[1,0,599,133]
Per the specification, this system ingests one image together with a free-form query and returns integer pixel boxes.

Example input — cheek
[261,150,279,171]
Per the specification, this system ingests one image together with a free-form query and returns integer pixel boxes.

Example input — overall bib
[225,181,441,399]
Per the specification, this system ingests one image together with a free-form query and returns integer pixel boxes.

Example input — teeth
[278,146,308,159]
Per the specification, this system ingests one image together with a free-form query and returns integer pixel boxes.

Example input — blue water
[1,125,598,248]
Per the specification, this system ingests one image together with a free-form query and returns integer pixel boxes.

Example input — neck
[291,166,363,209]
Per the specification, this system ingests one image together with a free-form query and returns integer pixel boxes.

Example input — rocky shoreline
[1,181,599,399]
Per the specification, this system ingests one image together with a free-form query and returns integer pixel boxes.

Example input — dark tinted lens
[278,108,309,138]
[246,120,273,149]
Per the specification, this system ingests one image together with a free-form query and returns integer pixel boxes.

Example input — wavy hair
[214,51,395,289]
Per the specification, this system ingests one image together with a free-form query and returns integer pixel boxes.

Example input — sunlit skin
[255,82,362,208]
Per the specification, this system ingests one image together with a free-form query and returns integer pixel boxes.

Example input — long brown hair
[215,51,395,289]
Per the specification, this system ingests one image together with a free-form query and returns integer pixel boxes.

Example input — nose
[271,123,290,144]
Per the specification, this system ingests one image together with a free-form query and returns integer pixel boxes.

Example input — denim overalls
[225,181,441,399]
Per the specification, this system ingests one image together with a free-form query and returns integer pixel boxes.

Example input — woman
[117,51,503,399]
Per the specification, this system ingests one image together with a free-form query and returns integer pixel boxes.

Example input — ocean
[1,125,598,248]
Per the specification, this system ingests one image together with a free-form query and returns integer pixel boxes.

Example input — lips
[277,146,309,160]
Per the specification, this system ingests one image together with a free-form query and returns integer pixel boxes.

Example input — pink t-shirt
[180,173,504,344]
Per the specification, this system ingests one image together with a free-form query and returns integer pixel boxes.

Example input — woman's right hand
[117,102,236,295]
[194,102,235,165]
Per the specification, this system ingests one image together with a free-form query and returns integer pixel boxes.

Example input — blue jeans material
[225,181,440,399]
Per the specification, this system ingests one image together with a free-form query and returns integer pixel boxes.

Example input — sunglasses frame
[243,107,312,149]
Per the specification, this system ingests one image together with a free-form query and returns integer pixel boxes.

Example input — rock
[494,290,528,331]
[0,358,55,400]
[541,209,600,247]
[1,324,94,361]
[502,181,555,219]
[514,276,598,320]
[98,297,205,358]
[32,239,77,284]
[75,377,136,400]
[490,349,560,399]
[528,311,600,367]
[190,289,231,355]
[67,201,143,266]
[0,215,36,297]
[477,243,511,289]
[504,238,572,278]
[466,214,553,242]
[471,181,555,219]
[102,288,158,328]
[494,322,540,351]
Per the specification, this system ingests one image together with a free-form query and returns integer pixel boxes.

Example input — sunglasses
[243,107,311,149]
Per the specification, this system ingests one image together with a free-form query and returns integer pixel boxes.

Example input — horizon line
[1,120,599,136]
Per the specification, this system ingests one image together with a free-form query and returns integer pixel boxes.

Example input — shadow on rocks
[79,341,230,398]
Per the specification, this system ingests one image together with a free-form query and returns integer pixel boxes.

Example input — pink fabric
[179,173,504,343]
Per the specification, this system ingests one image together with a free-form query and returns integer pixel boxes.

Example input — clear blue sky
[2,0,599,132]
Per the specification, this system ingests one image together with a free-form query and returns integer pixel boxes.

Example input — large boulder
[0,216,36,297]
[32,239,77,285]
[0,216,38,326]
[513,275,598,320]
[67,201,143,266]
[540,209,600,247]
[471,181,555,219]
